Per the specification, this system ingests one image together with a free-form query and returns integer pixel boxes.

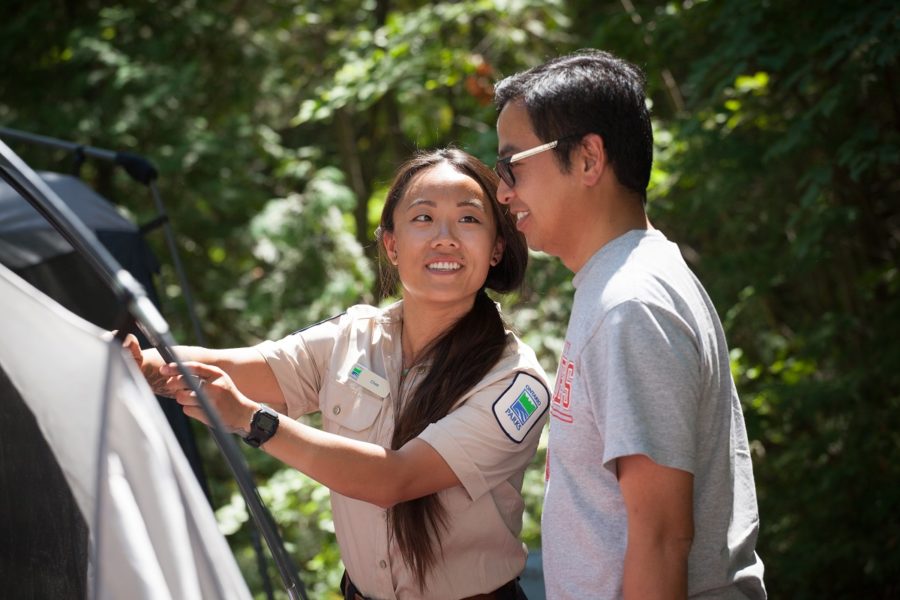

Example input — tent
[0,169,209,493]
[0,261,251,599]
[0,170,162,326]
[0,134,307,598]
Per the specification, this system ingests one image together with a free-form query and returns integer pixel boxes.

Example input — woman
[127,148,550,600]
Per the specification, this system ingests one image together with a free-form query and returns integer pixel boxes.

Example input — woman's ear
[490,237,505,266]
[580,133,607,187]
[382,231,399,265]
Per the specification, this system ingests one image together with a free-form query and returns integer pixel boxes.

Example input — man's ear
[579,133,607,187]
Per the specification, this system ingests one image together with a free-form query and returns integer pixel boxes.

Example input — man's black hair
[495,49,653,201]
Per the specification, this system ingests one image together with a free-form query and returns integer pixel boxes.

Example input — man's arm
[618,453,694,600]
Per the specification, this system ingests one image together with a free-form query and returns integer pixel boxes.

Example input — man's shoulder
[574,260,667,317]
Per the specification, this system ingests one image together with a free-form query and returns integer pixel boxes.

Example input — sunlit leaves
[6,0,897,596]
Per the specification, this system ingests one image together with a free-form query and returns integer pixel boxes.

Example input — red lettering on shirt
[551,343,575,424]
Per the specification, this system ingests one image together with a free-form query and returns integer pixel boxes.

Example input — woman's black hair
[376,147,528,589]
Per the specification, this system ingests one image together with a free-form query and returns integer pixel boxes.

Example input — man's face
[496,101,577,257]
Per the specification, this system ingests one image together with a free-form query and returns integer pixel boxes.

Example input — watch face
[245,406,279,447]
[255,410,278,433]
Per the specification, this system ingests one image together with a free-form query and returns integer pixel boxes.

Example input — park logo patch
[492,373,549,443]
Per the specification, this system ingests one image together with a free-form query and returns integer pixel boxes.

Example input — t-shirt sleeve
[417,370,550,503]
[594,299,701,475]
[254,317,342,419]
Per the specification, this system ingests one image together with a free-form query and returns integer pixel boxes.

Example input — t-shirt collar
[572,229,665,289]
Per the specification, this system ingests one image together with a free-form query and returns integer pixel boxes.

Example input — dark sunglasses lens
[496,160,515,187]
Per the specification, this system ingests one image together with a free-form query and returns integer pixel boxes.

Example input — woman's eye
[412,214,432,222]
[460,215,482,224]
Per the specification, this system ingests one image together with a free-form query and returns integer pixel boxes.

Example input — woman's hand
[160,361,259,436]
[121,332,143,366]
[121,333,173,397]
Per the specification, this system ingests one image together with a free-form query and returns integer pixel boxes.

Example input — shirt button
[332,405,341,415]
[379,560,387,569]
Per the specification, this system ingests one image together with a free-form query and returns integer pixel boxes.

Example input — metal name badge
[348,363,389,398]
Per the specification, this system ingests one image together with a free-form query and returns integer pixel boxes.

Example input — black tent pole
[0,140,306,600]
[0,126,206,346]
[146,179,206,345]
[0,127,280,599]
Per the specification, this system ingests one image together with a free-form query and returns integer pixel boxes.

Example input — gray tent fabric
[0,167,210,504]
[0,262,251,600]
[0,171,137,269]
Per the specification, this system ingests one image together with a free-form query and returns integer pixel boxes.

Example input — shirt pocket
[321,378,386,434]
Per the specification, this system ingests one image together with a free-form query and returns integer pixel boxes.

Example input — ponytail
[388,290,508,589]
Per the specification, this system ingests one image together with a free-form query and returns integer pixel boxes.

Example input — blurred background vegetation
[2,0,898,597]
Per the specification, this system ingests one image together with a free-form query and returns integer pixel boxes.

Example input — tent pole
[0,126,118,161]
[0,140,306,600]
[0,126,205,345]
[0,126,278,598]
[147,180,206,345]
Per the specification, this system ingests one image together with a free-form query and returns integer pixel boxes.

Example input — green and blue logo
[505,386,541,431]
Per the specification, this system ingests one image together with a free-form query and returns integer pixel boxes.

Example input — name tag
[348,363,389,398]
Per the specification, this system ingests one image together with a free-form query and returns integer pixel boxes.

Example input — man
[493,49,766,599]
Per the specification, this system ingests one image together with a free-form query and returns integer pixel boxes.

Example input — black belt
[340,571,527,600]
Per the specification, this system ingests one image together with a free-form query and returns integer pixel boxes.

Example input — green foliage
[3,0,898,597]
[519,428,549,549]
[220,457,344,600]
[573,0,900,596]
[235,165,375,340]
[506,251,574,372]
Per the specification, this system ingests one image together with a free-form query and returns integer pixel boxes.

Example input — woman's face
[382,163,504,310]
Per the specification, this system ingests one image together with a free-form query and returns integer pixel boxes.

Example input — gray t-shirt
[542,229,766,599]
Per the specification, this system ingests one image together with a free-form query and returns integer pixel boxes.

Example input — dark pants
[341,571,528,600]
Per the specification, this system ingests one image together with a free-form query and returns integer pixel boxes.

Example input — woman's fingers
[117,332,144,364]
[160,362,221,396]
[160,361,223,380]
[168,366,247,433]
[165,373,206,391]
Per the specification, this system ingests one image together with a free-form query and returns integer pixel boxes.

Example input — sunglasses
[495,134,583,188]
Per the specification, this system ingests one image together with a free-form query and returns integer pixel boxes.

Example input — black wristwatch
[243,404,279,448]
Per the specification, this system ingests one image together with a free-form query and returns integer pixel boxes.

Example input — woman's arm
[167,361,460,508]
[266,421,460,508]
[125,334,287,414]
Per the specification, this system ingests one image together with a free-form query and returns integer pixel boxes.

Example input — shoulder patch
[492,372,550,443]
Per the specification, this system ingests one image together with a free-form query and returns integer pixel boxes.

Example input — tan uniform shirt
[255,302,550,600]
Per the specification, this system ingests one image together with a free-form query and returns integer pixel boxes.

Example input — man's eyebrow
[498,143,519,158]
